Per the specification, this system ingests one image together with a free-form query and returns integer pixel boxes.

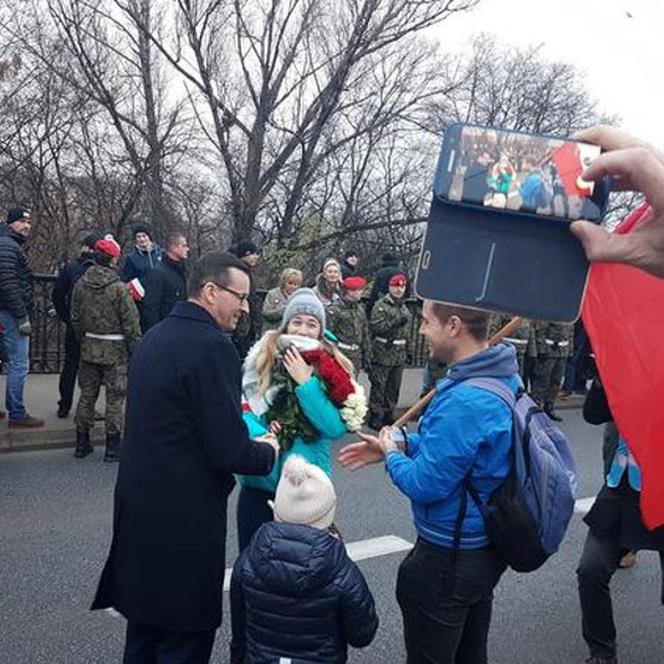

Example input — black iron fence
[29,276,428,373]
[31,274,66,373]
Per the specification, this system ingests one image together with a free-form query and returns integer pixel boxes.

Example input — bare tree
[121,0,477,242]
[426,34,614,136]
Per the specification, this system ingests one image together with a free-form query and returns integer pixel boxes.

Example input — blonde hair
[256,330,355,395]
[279,268,303,289]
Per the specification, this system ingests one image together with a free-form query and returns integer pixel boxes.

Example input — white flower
[340,384,368,432]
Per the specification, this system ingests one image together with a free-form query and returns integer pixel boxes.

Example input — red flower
[300,349,354,406]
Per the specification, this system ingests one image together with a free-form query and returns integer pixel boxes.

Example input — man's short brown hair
[429,302,491,342]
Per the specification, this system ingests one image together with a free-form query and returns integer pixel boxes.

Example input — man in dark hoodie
[0,207,43,427]
[340,301,520,664]
[52,232,99,418]
[70,237,141,461]
[141,231,189,331]
[121,223,163,285]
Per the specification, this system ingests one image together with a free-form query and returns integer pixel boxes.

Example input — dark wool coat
[230,522,378,663]
[140,255,187,331]
[91,301,276,631]
[52,256,94,323]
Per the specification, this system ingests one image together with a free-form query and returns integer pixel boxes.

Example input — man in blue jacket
[340,300,520,664]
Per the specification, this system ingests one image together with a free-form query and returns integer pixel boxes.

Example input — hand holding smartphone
[416,123,612,323]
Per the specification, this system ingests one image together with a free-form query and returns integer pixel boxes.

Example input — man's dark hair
[430,302,491,342]
[164,230,186,251]
[187,251,250,298]
[344,250,358,260]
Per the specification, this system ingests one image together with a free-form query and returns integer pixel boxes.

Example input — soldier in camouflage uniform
[326,276,372,377]
[532,321,574,421]
[488,314,536,382]
[368,273,411,430]
[70,237,141,461]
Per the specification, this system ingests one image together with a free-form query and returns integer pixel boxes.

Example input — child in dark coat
[230,455,378,663]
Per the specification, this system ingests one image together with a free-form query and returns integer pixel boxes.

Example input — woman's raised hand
[282,347,314,385]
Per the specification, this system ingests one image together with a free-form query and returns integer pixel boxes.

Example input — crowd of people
[0,125,663,663]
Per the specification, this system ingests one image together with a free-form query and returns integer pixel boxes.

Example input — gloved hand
[17,317,32,336]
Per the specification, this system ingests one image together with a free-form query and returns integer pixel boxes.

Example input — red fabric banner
[582,203,664,528]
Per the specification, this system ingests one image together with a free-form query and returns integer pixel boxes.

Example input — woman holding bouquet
[237,288,368,550]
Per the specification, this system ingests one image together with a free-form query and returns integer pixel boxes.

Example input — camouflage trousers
[369,364,404,425]
[531,356,565,406]
[74,360,127,435]
[344,350,363,378]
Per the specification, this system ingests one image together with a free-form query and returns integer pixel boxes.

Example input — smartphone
[433,123,610,222]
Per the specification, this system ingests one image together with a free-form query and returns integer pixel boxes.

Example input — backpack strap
[461,376,518,410]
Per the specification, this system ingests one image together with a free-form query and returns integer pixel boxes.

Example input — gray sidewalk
[0,374,106,453]
[0,370,583,453]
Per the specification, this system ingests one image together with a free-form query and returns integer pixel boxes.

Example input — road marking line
[574,496,596,515]
[222,534,413,591]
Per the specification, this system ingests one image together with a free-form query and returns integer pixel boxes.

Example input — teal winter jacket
[237,375,347,493]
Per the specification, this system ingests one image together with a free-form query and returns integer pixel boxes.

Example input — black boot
[104,432,122,463]
[585,656,617,664]
[544,402,563,422]
[74,430,93,458]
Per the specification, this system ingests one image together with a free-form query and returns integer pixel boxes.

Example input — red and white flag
[582,202,664,528]
[127,278,145,302]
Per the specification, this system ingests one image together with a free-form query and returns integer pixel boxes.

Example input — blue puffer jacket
[230,522,378,663]
[386,343,520,549]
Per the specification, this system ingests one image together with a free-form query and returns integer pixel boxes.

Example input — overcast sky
[430,0,664,146]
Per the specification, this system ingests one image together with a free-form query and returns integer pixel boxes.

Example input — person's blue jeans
[0,310,29,419]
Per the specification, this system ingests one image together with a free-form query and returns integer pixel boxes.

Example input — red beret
[94,238,121,259]
[343,276,367,290]
[389,273,407,287]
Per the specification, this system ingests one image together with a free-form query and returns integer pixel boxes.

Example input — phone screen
[435,125,605,222]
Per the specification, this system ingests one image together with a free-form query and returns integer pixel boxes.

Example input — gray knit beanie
[281,287,326,331]
[270,455,337,530]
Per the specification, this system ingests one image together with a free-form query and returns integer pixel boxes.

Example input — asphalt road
[1,410,662,663]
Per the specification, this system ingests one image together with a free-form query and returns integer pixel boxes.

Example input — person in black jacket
[230,455,378,664]
[0,207,43,427]
[578,372,664,664]
[367,252,401,314]
[52,233,98,418]
[91,251,280,664]
[140,231,189,332]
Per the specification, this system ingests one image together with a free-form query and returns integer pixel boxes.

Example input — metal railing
[28,277,428,374]
[30,274,66,373]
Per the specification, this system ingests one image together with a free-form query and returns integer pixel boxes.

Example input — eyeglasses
[204,281,249,304]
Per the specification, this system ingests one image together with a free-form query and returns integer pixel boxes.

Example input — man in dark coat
[91,251,279,663]
[367,252,401,313]
[229,239,261,360]
[0,207,43,427]
[140,231,189,331]
[52,232,98,418]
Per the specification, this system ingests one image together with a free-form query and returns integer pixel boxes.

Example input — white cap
[270,455,336,530]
